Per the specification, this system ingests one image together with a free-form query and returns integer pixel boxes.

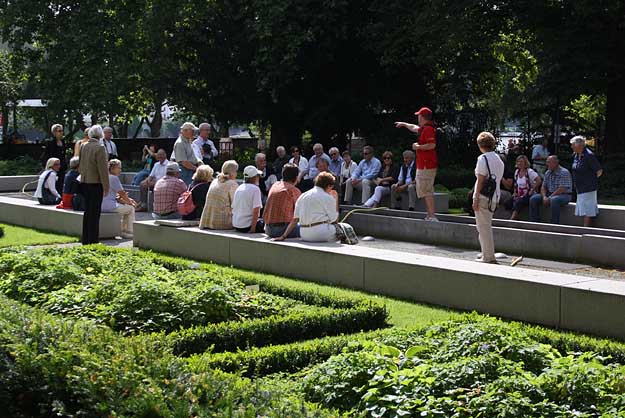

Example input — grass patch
[0,223,78,248]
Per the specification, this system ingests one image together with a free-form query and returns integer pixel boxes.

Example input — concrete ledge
[133,221,625,339]
[0,175,39,192]
[495,203,625,231]
[348,190,449,213]
[0,196,121,238]
[344,212,625,269]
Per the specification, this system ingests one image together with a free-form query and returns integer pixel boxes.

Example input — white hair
[103,126,113,133]
[570,135,586,147]
[108,158,122,171]
[45,158,60,170]
[329,147,339,154]
[69,156,80,169]
[276,146,286,153]
[402,150,415,158]
[89,125,104,140]
[198,122,212,130]
[313,143,323,150]
[255,153,266,161]
[51,124,63,135]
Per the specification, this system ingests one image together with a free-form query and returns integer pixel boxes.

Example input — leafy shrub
[0,246,291,333]
[170,304,388,356]
[449,187,471,209]
[0,155,42,176]
[436,165,475,189]
[303,315,625,417]
[0,295,333,418]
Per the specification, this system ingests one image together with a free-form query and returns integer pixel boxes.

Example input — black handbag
[39,171,60,205]
[479,155,498,211]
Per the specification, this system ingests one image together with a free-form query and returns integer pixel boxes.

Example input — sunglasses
[383,157,392,160]
[363,152,371,155]
[293,150,300,153]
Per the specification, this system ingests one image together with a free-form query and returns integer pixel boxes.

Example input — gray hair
[198,122,212,131]
[402,150,415,159]
[547,155,559,163]
[51,124,63,134]
[363,145,374,154]
[89,125,104,140]
[276,146,286,153]
[570,135,586,147]
[45,157,60,170]
[313,143,323,151]
[69,156,80,169]
[218,160,239,183]
[255,153,266,161]
[108,158,122,171]
[103,126,113,133]
[329,147,339,154]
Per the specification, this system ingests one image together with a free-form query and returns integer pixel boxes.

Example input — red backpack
[177,183,202,216]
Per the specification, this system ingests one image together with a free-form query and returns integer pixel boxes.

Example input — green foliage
[0,295,333,418]
[0,246,291,334]
[565,94,607,136]
[0,156,42,175]
[449,187,471,209]
[303,315,625,417]
[169,304,388,356]
[0,223,78,247]
[436,165,475,190]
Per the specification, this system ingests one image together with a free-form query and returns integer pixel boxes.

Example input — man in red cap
[395,107,438,221]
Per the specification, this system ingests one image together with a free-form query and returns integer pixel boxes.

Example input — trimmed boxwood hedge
[169,304,389,356]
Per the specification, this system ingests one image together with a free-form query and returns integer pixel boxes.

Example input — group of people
[33,110,603,263]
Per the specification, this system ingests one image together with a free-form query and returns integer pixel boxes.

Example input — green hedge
[169,304,389,356]
[0,155,42,176]
[0,295,333,418]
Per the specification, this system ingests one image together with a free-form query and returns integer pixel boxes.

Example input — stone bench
[132,220,625,340]
[346,188,449,213]
[0,195,122,239]
[0,175,39,192]
[495,203,625,230]
[344,210,625,269]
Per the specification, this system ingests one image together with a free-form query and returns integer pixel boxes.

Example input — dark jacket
[182,180,211,220]
[376,165,399,187]
[258,165,276,196]
[273,156,290,180]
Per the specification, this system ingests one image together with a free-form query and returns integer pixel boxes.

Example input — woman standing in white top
[34,158,62,205]
[288,145,309,181]
[473,132,505,264]
[274,172,339,242]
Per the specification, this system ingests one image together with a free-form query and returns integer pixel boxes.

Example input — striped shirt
[153,175,187,215]
[544,166,572,196]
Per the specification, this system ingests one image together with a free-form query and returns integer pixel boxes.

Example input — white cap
[243,165,263,178]
[166,162,181,173]
[180,122,198,131]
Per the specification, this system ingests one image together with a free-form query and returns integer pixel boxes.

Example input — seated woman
[510,155,541,220]
[275,172,339,243]
[132,144,157,186]
[102,159,137,239]
[182,164,214,220]
[34,158,62,205]
[199,160,239,230]
[57,156,83,210]
[363,150,398,208]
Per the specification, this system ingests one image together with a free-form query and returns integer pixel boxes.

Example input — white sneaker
[424,216,439,222]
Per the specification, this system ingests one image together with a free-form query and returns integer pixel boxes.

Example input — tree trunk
[133,117,146,139]
[605,75,625,155]
[149,105,163,138]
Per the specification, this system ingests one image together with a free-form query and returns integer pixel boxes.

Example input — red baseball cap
[414,107,432,117]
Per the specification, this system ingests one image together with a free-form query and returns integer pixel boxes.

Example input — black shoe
[408,207,414,211]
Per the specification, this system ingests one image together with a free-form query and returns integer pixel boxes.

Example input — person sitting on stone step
[390,150,416,210]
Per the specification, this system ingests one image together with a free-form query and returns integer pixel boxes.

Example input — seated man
[529,155,572,224]
[272,146,290,181]
[138,148,168,211]
[391,150,416,210]
[255,152,277,205]
[344,145,381,205]
[263,164,301,238]
[152,162,188,219]
[232,165,264,233]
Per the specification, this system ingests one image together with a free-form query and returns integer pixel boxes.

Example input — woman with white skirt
[570,136,603,227]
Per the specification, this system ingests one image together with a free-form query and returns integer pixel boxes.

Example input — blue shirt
[102,175,123,212]
[572,148,602,194]
[307,153,331,179]
[543,166,572,196]
[352,157,382,181]
[328,157,343,178]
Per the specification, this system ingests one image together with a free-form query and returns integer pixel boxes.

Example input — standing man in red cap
[395,107,438,221]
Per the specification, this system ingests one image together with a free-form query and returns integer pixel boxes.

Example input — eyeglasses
[383,157,392,160]
[293,150,300,153]
[330,153,338,156]
[363,152,371,155]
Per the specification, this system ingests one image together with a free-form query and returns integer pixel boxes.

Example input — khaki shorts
[416,168,437,198]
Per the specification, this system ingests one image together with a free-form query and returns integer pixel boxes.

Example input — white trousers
[344,178,373,204]
[364,186,391,207]
[115,204,135,234]
[475,196,495,262]
[300,223,337,242]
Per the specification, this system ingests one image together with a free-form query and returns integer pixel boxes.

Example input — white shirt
[100,138,118,157]
[149,159,169,181]
[473,151,505,205]
[294,186,338,225]
[515,168,539,197]
[192,137,219,160]
[34,169,60,199]
[231,183,263,229]
[289,156,309,178]
[340,161,357,182]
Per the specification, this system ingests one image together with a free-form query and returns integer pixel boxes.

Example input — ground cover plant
[3,244,625,417]
[0,223,78,247]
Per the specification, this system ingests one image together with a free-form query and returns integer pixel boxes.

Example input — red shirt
[263,181,301,224]
[416,123,437,170]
